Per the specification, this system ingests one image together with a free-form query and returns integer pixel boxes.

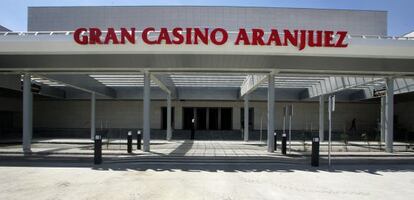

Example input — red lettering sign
[74,28,135,45]
[73,27,348,50]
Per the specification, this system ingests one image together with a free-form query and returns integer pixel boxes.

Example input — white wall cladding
[32,99,382,132]
[28,6,387,35]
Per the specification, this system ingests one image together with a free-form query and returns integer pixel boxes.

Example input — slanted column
[174,102,182,129]
[385,78,394,153]
[319,95,325,142]
[380,96,386,143]
[267,74,275,152]
[22,74,33,153]
[143,72,151,152]
[166,94,172,141]
[91,92,96,140]
[244,95,249,141]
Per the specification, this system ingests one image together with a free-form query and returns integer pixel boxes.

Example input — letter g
[74,28,88,45]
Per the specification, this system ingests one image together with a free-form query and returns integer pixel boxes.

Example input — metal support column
[283,106,286,136]
[91,92,96,140]
[244,94,249,141]
[385,78,394,153]
[380,96,386,143]
[267,74,275,152]
[328,95,335,167]
[166,94,172,141]
[143,72,151,152]
[288,105,293,153]
[319,95,325,142]
[22,74,33,153]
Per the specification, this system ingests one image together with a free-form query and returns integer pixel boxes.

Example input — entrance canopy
[0,31,414,76]
[0,31,413,102]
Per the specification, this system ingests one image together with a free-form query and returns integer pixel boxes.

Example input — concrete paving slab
[0,160,413,200]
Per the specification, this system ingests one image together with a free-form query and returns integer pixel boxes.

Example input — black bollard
[137,130,141,150]
[127,131,132,153]
[190,119,195,140]
[311,137,320,167]
[282,133,287,155]
[94,134,102,165]
[274,131,277,151]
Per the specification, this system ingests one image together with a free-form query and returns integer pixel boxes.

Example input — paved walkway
[0,139,413,165]
[1,139,413,155]
[0,140,280,157]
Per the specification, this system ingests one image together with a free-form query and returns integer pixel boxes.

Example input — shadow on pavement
[90,162,414,176]
[1,156,414,176]
[168,140,194,156]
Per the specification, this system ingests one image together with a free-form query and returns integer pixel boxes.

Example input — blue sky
[0,0,413,36]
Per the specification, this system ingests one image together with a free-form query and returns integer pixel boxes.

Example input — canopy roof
[0,31,413,101]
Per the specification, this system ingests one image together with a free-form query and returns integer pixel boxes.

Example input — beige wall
[251,101,380,132]
[1,97,411,132]
[32,99,382,132]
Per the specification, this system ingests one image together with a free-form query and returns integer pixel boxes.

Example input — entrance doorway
[196,108,207,129]
[220,108,232,130]
[209,108,219,130]
[182,107,233,130]
[183,107,194,130]
[161,107,175,130]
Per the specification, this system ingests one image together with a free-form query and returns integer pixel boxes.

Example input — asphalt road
[0,160,413,200]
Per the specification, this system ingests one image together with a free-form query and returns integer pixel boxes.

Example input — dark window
[220,108,232,130]
[209,108,219,130]
[183,107,194,130]
[196,108,207,130]
[161,107,175,130]
[183,107,232,130]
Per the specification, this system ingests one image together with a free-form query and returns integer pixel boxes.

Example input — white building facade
[0,6,414,153]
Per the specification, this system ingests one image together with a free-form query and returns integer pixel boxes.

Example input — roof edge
[27,5,388,13]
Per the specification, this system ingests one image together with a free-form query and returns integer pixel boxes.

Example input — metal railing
[1,30,414,40]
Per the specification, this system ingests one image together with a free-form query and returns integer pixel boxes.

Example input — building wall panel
[28,6,387,35]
